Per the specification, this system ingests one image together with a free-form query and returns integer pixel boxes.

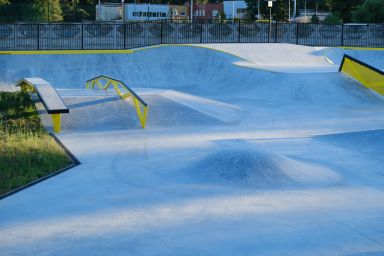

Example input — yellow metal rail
[86,75,148,128]
[339,54,384,95]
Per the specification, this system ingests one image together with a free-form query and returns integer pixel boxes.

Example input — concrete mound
[184,149,341,188]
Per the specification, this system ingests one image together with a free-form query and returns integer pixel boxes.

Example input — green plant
[311,14,320,24]
[352,0,384,23]
[0,91,72,196]
[323,12,342,24]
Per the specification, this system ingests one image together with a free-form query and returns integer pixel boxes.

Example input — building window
[180,11,186,16]
[212,10,218,17]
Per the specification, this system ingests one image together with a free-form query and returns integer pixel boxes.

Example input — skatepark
[1,43,384,255]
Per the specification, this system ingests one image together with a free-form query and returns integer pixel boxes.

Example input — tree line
[0,0,98,22]
[0,0,383,23]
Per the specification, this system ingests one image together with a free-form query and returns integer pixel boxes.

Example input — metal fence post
[296,22,299,45]
[123,22,126,49]
[275,21,278,43]
[13,24,16,51]
[341,24,344,46]
[238,19,241,43]
[160,20,163,44]
[81,22,84,50]
[37,24,40,50]
[200,19,203,43]
[268,20,271,43]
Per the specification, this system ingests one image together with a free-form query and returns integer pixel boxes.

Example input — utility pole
[232,1,235,19]
[304,0,307,23]
[190,0,193,20]
[257,0,260,20]
[268,0,273,43]
[288,0,290,21]
[121,0,125,22]
[293,0,296,20]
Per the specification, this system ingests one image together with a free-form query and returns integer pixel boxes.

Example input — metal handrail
[86,75,148,128]
[86,75,147,106]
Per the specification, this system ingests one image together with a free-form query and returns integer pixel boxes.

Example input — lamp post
[121,0,125,22]
[304,0,307,23]
[288,0,290,21]
[190,0,193,20]
[267,0,273,43]
[257,0,260,20]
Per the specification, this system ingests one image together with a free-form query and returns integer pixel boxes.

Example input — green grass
[0,91,72,196]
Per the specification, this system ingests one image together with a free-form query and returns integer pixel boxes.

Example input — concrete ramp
[194,43,339,72]
[325,48,384,70]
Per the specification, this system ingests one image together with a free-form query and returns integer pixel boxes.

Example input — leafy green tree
[217,11,226,21]
[0,0,9,5]
[61,0,98,21]
[325,0,363,22]
[352,0,384,23]
[311,14,320,23]
[245,0,290,21]
[33,0,63,22]
[323,12,342,24]
[0,0,62,22]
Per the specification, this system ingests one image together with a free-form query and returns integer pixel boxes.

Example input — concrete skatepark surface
[1,44,384,255]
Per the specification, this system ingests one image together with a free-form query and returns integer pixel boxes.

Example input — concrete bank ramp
[0,44,338,94]
[325,48,384,70]
[0,45,258,90]
[194,43,339,72]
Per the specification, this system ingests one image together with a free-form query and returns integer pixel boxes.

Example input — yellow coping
[339,46,384,51]
[340,57,384,96]
[0,49,134,55]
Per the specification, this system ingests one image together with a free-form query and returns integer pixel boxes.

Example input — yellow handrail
[86,75,148,128]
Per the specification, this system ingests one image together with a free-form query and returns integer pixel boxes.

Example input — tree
[325,0,363,22]
[0,0,62,22]
[352,0,384,23]
[311,14,320,23]
[60,0,98,21]
[217,11,226,21]
[245,0,290,21]
[33,0,63,22]
[323,12,342,24]
[0,0,9,5]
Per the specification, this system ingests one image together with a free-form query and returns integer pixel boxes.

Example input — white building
[96,3,170,21]
[223,0,247,19]
[96,3,123,21]
[125,4,170,21]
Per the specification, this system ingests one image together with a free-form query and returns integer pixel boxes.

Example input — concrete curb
[0,134,80,200]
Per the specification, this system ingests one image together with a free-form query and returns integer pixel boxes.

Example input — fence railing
[0,20,383,51]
